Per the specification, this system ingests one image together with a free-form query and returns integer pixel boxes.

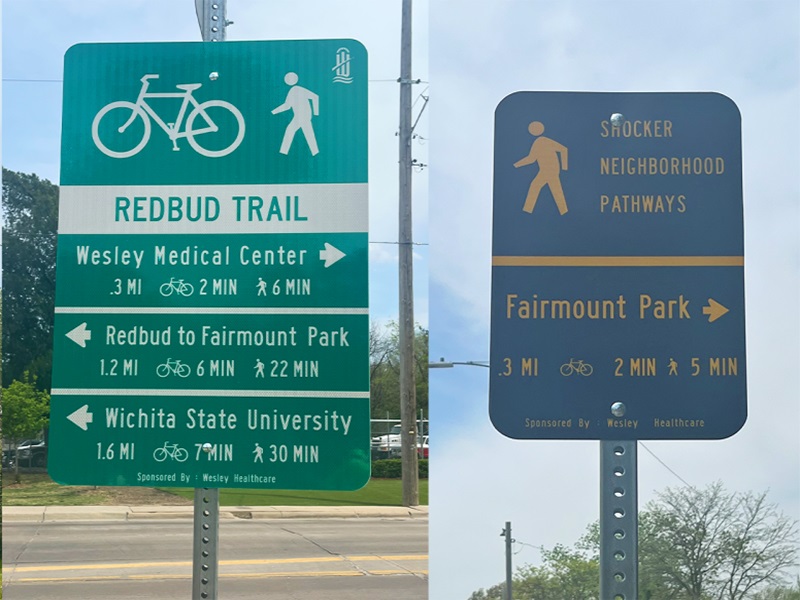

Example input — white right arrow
[319,243,346,268]
[67,404,93,431]
[66,322,92,348]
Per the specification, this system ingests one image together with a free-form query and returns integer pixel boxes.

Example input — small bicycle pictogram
[159,277,194,297]
[153,441,189,463]
[156,358,191,378]
[560,359,593,377]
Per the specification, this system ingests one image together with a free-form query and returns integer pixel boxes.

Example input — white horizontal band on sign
[55,307,369,315]
[58,183,368,234]
[51,389,370,398]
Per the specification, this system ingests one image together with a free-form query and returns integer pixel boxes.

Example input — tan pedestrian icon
[514,121,569,215]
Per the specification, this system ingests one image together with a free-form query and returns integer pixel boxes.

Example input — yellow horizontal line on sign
[492,256,744,267]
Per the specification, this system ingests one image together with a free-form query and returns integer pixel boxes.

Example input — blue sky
[429,1,800,598]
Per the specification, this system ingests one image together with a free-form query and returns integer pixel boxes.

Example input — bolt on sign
[489,92,746,440]
[49,40,370,489]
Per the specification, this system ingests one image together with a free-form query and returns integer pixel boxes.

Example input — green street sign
[50,40,370,490]
[52,313,368,391]
[55,233,367,308]
[48,395,370,490]
[60,41,367,185]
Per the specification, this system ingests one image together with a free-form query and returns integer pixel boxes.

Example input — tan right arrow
[702,298,729,323]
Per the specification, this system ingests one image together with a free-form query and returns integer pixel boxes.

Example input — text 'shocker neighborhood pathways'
[49,40,370,489]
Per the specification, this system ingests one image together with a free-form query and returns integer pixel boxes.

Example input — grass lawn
[3,473,110,506]
[166,478,428,506]
[3,472,427,507]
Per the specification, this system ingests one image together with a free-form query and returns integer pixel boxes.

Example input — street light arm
[428,358,490,369]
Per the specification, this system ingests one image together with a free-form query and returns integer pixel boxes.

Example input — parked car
[371,424,430,460]
[418,435,429,459]
[8,439,48,468]
[371,424,402,459]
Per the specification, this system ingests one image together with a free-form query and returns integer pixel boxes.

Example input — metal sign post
[195,0,228,42]
[193,9,225,597]
[489,92,745,595]
[192,487,220,599]
[600,441,637,599]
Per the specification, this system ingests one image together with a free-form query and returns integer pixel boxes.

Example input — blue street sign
[489,92,746,440]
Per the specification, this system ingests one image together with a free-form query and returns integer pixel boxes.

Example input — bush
[372,459,428,479]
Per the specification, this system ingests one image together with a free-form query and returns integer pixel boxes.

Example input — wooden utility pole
[502,522,513,600]
[398,0,419,507]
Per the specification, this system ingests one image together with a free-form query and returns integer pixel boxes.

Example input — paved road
[3,517,428,599]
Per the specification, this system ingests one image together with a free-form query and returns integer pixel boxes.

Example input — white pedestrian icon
[255,359,265,378]
[253,443,264,463]
[271,72,320,156]
[256,277,268,296]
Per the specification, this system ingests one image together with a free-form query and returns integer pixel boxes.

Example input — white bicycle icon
[91,74,245,159]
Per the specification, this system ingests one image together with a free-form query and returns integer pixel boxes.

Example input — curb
[3,505,429,522]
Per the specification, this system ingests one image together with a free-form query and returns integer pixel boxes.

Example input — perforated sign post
[489,92,745,598]
[50,40,370,491]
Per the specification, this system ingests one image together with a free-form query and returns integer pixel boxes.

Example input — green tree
[468,484,798,600]
[467,584,504,600]
[641,482,799,600]
[754,579,800,600]
[515,542,599,600]
[3,373,50,482]
[467,527,599,600]
[369,321,428,421]
[2,168,59,390]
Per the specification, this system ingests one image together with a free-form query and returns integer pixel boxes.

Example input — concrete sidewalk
[3,504,429,522]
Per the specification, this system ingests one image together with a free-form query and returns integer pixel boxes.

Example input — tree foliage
[469,483,798,600]
[640,482,799,600]
[369,321,428,420]
[467,535,599,600]
[2,168,59,389]
[753,579,800,600]
[515,542,599,600]
[3,372,51,482]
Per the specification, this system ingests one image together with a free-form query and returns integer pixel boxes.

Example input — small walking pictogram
[253,443,264,463]
[514,121,569,215]
[271,72,320,156]
[669,358,679,376]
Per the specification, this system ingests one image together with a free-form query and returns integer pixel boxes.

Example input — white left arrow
[67,404,93,431]
[319,243,346,268]
[66,322,92,347]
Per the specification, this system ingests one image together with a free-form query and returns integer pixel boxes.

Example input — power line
[513,539,544,555]
[370,240,429,246]
[639,442,695,489]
